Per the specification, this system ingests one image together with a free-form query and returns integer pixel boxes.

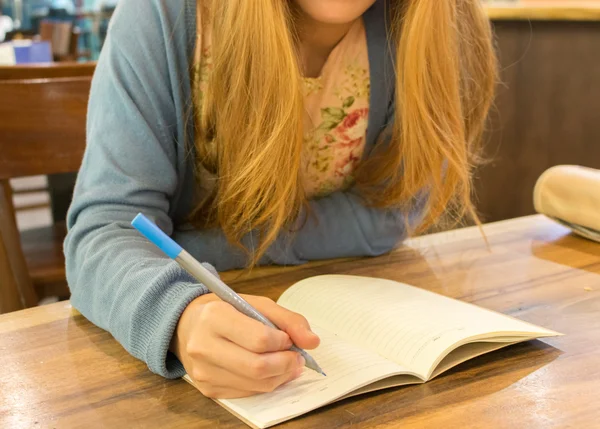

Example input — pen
[131,213,326,376]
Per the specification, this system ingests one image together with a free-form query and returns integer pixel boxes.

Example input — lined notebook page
[217,325,413,429]
[278,275,558,378]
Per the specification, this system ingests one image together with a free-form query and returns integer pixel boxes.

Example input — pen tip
[321,371,327,376]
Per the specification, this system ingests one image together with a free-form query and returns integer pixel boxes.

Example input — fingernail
[297,354,306,367]
[284,337,293,349]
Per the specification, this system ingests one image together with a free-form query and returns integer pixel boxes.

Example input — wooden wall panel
[476,21,600,222]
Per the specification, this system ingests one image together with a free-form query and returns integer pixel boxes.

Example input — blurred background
[0,0,116,60]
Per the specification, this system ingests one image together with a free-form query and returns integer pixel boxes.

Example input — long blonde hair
[192,0,497,263]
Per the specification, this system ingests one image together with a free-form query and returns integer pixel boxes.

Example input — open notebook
[184,275,560,428]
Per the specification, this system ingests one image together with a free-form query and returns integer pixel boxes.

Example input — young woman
[64,0,496,399]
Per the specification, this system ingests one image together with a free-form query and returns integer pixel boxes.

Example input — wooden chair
[0,73,92,313]
[0,61,95,226]
[0,61,96,80]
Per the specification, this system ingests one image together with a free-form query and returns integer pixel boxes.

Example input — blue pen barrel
[131,213,183,259]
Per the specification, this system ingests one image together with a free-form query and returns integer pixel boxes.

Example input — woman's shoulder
[110,0,196,37]
[112,0,194,14]
[107,0,196,61]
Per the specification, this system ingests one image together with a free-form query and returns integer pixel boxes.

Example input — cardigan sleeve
[64,0,213,379]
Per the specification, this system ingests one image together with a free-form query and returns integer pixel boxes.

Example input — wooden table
[1,215,599,428]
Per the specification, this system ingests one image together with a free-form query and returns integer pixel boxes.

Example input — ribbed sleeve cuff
[129,262,218,379]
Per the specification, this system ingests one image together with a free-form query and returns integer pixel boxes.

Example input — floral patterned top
[193,5,370,199]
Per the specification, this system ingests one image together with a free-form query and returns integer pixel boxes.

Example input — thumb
[286,321,320,350]
[250,296,320,350]
[269,308,320,350]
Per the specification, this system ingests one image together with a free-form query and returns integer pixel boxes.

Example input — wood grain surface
[475,19,600,223]
[0,77,89,180]
[485,1,600,21]
[1,215,599,428]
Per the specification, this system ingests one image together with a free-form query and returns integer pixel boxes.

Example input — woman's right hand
[171,293,320,399]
